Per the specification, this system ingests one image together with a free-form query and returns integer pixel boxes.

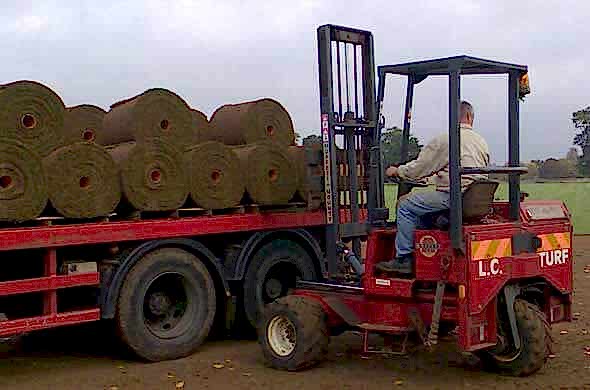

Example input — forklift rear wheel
[116,248,216,361]
[259,295,329,371]
[476,299,551,376]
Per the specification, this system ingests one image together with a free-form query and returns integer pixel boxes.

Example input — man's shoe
[375,255,413,275]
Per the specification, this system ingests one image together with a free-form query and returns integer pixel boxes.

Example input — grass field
[384,182,590,233]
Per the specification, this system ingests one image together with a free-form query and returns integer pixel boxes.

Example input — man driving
[376,101,490,274]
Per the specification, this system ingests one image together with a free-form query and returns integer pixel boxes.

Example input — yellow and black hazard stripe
[471,238,512,260]
[471,232,571,260]
[537,232,571,252]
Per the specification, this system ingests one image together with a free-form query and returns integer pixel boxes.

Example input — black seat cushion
[420,180,499,230]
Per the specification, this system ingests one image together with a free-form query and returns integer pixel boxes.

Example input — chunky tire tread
[478,299,551,377]
[259,295,329,371]
[116,248,216,362]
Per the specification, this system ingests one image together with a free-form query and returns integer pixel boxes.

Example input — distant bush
[539,158,577,179]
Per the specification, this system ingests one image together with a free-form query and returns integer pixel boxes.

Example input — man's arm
[396,134,449,180]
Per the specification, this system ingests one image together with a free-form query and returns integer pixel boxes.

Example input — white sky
[1,0,588,162]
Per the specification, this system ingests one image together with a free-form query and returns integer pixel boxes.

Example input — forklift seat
[425,180,499,229]
[462,180,500,219]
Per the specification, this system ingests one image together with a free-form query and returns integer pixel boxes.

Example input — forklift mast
[317,25,382,277]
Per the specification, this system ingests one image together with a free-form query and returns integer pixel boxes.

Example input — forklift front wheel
[259,295,329,371]
[476,299,551,376]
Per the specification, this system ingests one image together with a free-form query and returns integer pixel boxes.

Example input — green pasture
[384,182,590,233]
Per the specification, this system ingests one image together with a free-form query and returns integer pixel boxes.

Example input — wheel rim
[267,315,296,357]
[142,272,197,339]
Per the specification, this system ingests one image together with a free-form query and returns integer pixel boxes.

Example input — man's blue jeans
[396,191,450,257]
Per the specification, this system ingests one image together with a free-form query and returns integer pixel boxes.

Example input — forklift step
[357,323,410,333]
[361,330,411,356]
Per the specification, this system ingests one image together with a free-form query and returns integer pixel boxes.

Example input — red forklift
[258,25,573,376]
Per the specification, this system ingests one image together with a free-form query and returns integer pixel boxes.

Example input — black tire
[259,295,329,371]
[476,299,551,376]
[243,239,318,328]
[116,248,216,361]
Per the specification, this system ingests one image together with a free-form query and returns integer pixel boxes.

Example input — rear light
[458,285,466,300]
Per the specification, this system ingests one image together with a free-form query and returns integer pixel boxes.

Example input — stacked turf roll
[208,98,307,205]
[185,142,245,209]
[63,104,107,144]
[0,79,308,222]
[102,88,194,212]
[0,81,66,157]
[190,109,209,146]
[209,98,295,146]
[44,142,121,218]
[233,142,296,205]
[102,88,193,147]
[107,139,188,212]
[0,138,47,222]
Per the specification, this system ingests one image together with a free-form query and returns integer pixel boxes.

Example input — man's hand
[386,166,399,177]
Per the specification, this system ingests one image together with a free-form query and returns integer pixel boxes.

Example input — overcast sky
[1,0,588,162]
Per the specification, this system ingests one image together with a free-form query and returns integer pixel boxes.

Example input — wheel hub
[267,315,296,357]
[265,278,283,300]
[148,291,172,316]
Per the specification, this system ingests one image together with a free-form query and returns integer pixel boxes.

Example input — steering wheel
[388,176,429,188]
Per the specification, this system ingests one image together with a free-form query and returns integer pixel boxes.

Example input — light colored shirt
[397,124,490,192]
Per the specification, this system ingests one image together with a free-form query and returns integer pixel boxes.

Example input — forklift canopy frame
[376,55,529,250]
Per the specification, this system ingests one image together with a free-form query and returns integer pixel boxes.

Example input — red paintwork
[293,201,573,353]
[339,208,368,223]
[0,309,100,337]
[0,273,99,297]
[0,210,326,337]
[0,211,325,252]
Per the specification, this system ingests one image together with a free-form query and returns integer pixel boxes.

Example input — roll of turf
[190,109,209,146]
[209,98,295,146]
[102,88,193,147]
[107,139,188,212]
[0,137,47,222]
[287,145,307,198]
[43,142,120,219]
[234,142,296,205]
[185,142,244,209]
[0,81,66,157]
[63,104,107,144]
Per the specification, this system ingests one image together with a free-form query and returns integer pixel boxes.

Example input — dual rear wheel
[116,248,216,361]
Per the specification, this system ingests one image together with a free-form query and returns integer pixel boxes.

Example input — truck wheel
[476,299,551,376]
[116,248,216,361]
[243,239,318,328]
[259,295,329,371]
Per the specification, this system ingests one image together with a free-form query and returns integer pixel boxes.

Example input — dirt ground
[1,239,589,389]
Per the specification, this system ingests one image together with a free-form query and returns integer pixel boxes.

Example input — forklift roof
[379,55,527,77]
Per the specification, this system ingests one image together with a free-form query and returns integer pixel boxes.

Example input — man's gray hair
[460,100,474,119]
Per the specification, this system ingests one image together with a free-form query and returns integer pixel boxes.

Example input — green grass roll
[43,142,120,218]
[0,81,66,156]
[107,139,188,212]
[63,104,107,144]
[0,137,47,222]
[103,88,193,147]
[209,98,295,146]
[185,141,244,210]
[234,142,296,205]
